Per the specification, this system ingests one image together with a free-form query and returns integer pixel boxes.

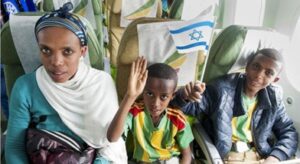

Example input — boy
[173,48,298,163]
[107,57,194,163]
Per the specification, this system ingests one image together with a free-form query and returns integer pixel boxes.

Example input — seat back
[114,2,223,161]
[115,16,206,160]
[113,0,196,158]
[107,0,162,68]
[0,12,104,97]
[168,0,184,19]
[116,18,167,100]
[191,24,289,163]
[115,0,219,100]
[116,17,208,101]
[203,25,288,84]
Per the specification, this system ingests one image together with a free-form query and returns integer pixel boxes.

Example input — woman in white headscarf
[5,2,126,164]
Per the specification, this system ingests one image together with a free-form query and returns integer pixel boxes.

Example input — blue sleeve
[270,89,298,160]
[182,88,214,117]
[5,77,31,164]
[171,87,215,117]
[170,88,190,108]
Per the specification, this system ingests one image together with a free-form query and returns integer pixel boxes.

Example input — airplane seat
[0,12,104,97]
[192,24,291,164]
[0,12,105,163]
[168,0,184,20]
[115,16,206,161]
[114,1,188,159]
[116,17,170,101]
[115,0,205,100]
[108,0,162,70]
[115,0,219,160]
[115,17,178,161]
[202,25,286,83]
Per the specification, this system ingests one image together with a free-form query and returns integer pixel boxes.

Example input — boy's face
[245,53,282,95]
[143,77,176,119]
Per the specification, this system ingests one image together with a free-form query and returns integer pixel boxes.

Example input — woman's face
[37,26,87,83]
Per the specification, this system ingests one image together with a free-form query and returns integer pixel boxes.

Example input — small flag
[168,15,214,54]
[137,21,198,86]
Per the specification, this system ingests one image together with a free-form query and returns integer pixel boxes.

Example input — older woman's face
[37,26,87,83]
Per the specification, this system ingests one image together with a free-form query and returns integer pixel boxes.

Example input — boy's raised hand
[127,57,148,98]
[182,81,206,102]
[107,57,148,142]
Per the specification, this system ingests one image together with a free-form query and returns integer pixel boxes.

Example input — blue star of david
[189,29,203,41]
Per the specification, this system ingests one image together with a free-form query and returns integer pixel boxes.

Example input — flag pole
[199,16,216,83]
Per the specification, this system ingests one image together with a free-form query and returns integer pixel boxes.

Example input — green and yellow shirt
[232,93,258,142]
[124,103,194,162]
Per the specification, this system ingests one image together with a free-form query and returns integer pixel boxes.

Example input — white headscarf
[36,60,127,163]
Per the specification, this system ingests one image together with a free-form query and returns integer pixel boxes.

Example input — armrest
[192,122,223,164]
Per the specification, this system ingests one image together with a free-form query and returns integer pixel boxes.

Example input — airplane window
[285,16,300,91]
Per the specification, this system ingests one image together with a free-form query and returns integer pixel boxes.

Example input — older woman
[5,3,126,164]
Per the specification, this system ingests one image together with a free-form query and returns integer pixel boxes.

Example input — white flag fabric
[137,21,198,86]
[168,15,214,54]
[120,0,158,27]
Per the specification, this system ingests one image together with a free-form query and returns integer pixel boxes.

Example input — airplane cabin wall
[267,0,300,147]
[221,0,265,28]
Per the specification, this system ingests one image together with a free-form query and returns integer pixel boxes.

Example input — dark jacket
[173,73,298,161]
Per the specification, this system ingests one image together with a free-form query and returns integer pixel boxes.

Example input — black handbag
[26,128,96,164]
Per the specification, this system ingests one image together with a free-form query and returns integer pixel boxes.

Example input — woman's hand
[126,57,148,98]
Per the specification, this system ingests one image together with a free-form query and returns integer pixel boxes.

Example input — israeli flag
[168,16,214,54]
